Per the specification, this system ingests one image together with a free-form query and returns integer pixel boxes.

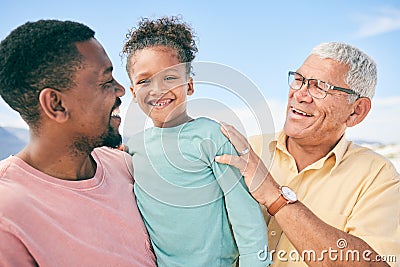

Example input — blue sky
[1,0,400,143]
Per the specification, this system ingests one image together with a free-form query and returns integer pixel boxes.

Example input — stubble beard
[72,125,122,155]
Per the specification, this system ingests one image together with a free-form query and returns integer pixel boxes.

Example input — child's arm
[212,141,272,267]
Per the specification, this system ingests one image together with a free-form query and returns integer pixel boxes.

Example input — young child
[122,16,271,267]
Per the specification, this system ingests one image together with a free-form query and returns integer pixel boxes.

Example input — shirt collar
[269,131,288,158]
[269,131,350,174]
[329,134,349,173]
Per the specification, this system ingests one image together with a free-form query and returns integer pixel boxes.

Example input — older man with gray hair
[216,42,400,266]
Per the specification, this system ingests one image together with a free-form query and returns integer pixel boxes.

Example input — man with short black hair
[0,19,156,266]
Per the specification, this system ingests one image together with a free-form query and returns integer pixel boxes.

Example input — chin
[103,135,122,149]
[101,125,122,149]
[284,123,304,139]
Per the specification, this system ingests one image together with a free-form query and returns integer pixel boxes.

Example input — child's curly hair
[122,16,198,76]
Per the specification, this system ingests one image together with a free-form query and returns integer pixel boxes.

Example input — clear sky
[1,0,399,143]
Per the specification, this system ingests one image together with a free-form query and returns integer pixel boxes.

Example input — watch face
[281,186,297,202]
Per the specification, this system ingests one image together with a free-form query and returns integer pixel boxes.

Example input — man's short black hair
[0,19,95,127]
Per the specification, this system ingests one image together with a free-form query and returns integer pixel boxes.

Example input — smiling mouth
[111,106,120,118]
[291,107,313,117]
[148,98,173,107]
[111,98,121,119]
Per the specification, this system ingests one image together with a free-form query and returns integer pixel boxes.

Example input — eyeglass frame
[288,71,361,99]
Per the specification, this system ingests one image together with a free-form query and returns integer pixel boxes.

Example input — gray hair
[310,42,377,101]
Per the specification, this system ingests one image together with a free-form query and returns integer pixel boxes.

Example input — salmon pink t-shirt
[0,147,156,267]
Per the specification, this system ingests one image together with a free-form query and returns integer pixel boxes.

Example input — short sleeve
[0,221,36,266]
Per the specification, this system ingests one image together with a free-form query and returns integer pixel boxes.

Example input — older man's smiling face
[284,55,354,146]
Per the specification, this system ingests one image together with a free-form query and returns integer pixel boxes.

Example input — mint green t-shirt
[128,117,270,267]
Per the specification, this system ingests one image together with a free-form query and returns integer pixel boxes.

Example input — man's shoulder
[0,157,12,176]
[342,142,399,179]
[249,133,277,158]
[249,133,276,145]
[93,146,129,159]
[0,157,31,215]
[0,156,26,182]
[346,142,394,165]
[92,147,132,172]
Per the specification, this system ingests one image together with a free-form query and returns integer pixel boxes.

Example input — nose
[148,79,169,96]
[292,81,313,103]
[114,79,125,97]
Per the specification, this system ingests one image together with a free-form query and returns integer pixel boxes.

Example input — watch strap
[267,194,288,216]
[267,186,296,216]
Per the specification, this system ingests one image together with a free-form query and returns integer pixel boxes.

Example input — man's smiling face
[63,38,125,152]
[284,55,354,146]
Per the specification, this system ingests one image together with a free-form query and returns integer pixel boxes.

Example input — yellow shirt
[250,131,400,267]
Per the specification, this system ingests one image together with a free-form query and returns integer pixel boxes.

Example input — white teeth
[292,107,312,117]
[111,107,120,117]
[150,99,171,107]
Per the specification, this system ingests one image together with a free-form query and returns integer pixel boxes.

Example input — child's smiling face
[129,46,194,128]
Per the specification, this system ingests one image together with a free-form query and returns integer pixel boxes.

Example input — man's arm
[276,200,390,266]
[215,124,395,266]
[0,224,36,266]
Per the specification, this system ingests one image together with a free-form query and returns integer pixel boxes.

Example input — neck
[155,112,193,128]
[17,136,97,181]
[286,136,340,172]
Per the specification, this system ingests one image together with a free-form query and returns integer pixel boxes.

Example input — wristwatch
[267,186,297,216]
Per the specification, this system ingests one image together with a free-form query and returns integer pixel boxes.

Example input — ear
[187,77,194,96]
[38,88,69,123]
[346,97,371,127]
[129,86,137,103]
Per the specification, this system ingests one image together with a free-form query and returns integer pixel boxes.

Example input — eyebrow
[297,71,333,84]
[134,71,151,79]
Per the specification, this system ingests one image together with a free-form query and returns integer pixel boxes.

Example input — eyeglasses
[288,71,360,99]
